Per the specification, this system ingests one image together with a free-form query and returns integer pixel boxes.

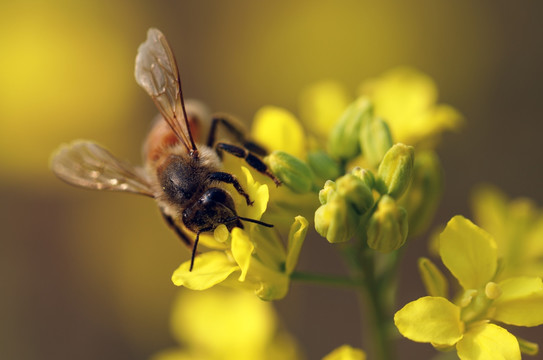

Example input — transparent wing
[135,28,197,153]
[51,141,154,197]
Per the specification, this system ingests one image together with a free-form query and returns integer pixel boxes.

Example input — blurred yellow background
[1,1,542,359]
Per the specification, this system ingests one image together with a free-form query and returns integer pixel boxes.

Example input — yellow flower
[322,345,366,360]
[151,288,301,360]
[250,107,321,228]
[395,216,543,359]
[358,66,463,148]
[252,106,307,159]
[298,80,352,141]
[471,185,543,279]
[171,164,309,300]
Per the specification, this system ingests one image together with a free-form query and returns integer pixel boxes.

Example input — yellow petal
[439,216,497,290]
[457,323,520,360]
[394,296,464,346]
[171,251,239,290]
[322,344,366,360]
[170,288,277,357]
[298,80,351,139]
[252,106,306,158]
[286,216,308,275]
[471,185,508,248]
[496,276,543,302]
[491,277,543,326]
[249,260,290,301]
[241,166,269,221]
[358,67,462,146]
[231,228,255,282]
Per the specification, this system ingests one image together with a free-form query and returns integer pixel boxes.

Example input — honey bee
[51,28,280,271]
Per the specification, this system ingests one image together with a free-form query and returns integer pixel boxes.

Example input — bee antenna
[237,216,274,228]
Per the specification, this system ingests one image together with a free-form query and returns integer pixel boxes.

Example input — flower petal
[252,106,306,158]
[394,296,464,346]
[439,216,497,290]
[231,228,255,282]
[322,344,366,360]
[457,323,520,360]
[171,251,239,290]
[496,276,543,302]
[286,216,308,275]
[241,166,269,221]
[358,67,462,146]
[491,277,543,326]
[298,80,351,140]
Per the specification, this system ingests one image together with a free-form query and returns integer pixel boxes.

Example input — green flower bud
[518,338,539,356]
[350,166,375,189]
[328,97,373,161]
[336,173,374,215]
[268,151,315,193]
[315,194,358,243]
[360,116,393,167]
[399,151,443,236]
[319,180,337,205]
[418,257,448,298]
[366,195,408,252]
[307,150,342,182]
[376,143,414,199]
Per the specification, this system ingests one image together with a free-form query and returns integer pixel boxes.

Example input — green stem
[290,270,359,288]
[359,249,395,360]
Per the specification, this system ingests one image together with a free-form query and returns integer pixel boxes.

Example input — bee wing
[135,28,197,153]
[51,141,154,197]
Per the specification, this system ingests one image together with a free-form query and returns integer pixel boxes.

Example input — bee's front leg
[208,171,253,206]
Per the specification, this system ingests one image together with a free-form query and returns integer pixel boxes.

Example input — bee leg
[208,171,254,205]
[215,142,281,187]
[161,212,192,247]
[207,116,268,156]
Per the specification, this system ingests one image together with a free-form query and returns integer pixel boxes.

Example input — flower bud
[315,194,358,243]
[307,150,342,182]
[399,151,443,236]
[267,151,315,193]
[360,116,393,167]
[518,338,539,356]
[350,166,375,189]
[367,195,408,252]
[376,143,414,199]
[328,97,373,161]
[336,173,374,215]
[319,180,337,205]
[418,257,448,298]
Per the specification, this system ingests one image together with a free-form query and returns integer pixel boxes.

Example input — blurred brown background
[1,1,542,359]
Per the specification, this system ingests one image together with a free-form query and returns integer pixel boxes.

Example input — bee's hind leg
[215,142,281,187]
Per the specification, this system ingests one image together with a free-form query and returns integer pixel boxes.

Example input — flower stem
[290,271,359,288]
[344,240,399,360]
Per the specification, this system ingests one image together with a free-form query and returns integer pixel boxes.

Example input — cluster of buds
[260,95,443,253]
[315,144,412,252]
[313,97,420,252]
